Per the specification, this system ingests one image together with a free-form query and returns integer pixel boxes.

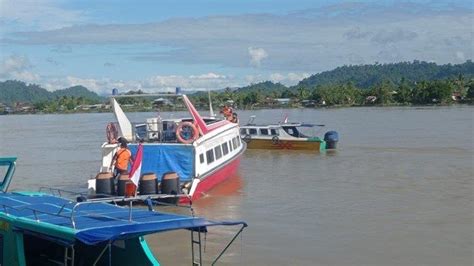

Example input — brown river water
[0,106,472,265]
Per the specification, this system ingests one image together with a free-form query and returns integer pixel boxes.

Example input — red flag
[129,143,143,187]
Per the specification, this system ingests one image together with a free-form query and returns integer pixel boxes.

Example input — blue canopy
[0,193,246,245]
[129,143,194,181]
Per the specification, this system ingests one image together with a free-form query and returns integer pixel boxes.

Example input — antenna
[208,89,215,118]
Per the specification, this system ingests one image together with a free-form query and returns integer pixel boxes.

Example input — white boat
[90,93,246,203]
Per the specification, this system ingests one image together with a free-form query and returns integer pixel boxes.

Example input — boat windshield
[283,126,307,138]
[282,126,319,138]
[0,157,16,192]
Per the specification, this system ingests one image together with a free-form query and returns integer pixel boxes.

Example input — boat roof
[242,122,324,128]
[0,192,246,245]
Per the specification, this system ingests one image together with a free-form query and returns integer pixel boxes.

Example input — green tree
[395,78,412,104]
[428,80,453,103]
[373,80,394,105]
[296,87,310,101]
[466,81,474,99]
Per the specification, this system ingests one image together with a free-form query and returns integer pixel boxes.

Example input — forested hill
[295,61,474,89]
[0,80,103,104]
[236,81,287,94]
[52,85,103,102]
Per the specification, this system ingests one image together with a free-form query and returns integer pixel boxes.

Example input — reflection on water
[193,173,243,216]
[0,106,472,265]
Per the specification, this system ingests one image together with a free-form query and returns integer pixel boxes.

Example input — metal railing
[3,191,192,229]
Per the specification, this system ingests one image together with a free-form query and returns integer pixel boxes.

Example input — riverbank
[1,101,472,115]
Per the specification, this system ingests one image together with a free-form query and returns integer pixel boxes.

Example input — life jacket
[115,148,132,171]
[222,106,232,118]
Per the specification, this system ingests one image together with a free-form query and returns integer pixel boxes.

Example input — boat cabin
[240,123,313,140]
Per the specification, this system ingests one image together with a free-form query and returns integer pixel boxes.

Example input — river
[0,106,472,265]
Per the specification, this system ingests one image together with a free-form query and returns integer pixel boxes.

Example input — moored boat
[240,117,339,151]
[0,157,247,265]
[90,92,246,203]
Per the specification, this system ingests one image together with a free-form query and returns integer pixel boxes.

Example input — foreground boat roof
[0,192,246,245]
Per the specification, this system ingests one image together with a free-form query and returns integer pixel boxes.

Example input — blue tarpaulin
[129,144,194,181]
[1,193,247,245]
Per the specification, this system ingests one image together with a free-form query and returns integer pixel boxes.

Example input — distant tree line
[297,60,474,89]
[190,75,474,108]
[1,61,473,113]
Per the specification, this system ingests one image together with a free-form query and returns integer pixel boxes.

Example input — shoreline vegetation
[1,61,473,115]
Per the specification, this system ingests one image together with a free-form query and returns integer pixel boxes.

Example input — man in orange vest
[109,137,134,178]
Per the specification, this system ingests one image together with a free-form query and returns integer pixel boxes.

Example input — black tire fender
[243,134,252,143]
[272,136,280,145]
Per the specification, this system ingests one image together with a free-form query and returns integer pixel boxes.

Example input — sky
[0,0,473,94]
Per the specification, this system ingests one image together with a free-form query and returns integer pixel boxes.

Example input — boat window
[222,143,229,155]
[249,128,257,135]
[162,121,177,141]
[270,129,278,136]
[260,128,269,135]
[135,124,147,140]
[283,126,299,137]
[232,137,238,149]
[237,136,241,147]
[229,140,233,151]
[23,234,66,265]
[214,146,222,160]
[240,128,247,135]
[199,153,205,164]
[206,149,214,164]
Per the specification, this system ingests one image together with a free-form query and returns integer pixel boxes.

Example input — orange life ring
[176,122,199,144]
[106,122,118,144]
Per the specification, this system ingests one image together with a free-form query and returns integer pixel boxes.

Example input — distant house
[75,104,107,110]
[365,96,377,104]
[275,98,291,105]
[451,92,463,101]
[153,98,173,106]
[14,102,34,113]
[0,103,12,114]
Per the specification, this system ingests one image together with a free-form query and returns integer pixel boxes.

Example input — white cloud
[35,72,240,94]
[0,55,40,82]
[267,72,311,85]
[145,72,237,90]
[5,3,471,72]
[41,76,137,93]
[189,73,226,79]
[0,0,87,31]
[248,47,268,67]
[1,2,472,80]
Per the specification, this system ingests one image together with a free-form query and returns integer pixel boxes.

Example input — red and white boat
[90,93,246,203]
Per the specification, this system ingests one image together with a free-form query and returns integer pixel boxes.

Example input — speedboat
[90,93,246,203]
[240,116,339,151]
[0,157,247,265]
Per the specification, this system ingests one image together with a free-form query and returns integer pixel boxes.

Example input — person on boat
[231,112,239,123]
[109,137,134,178]
[221,105,233,121]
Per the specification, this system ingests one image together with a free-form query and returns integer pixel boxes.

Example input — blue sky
[0,0,472,94]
